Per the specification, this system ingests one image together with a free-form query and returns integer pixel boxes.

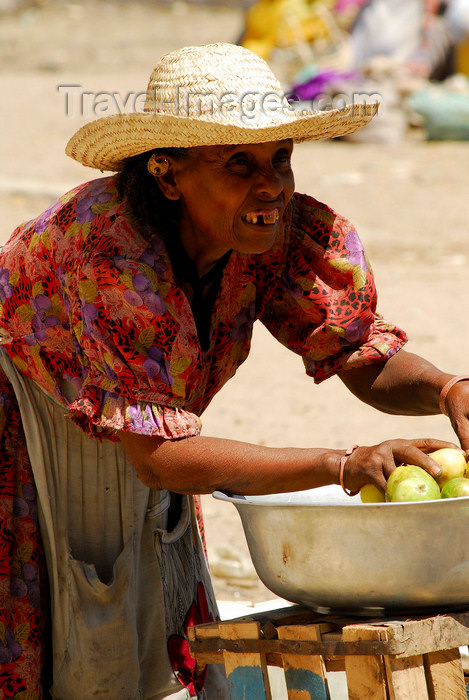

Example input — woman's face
[166,140,295,274]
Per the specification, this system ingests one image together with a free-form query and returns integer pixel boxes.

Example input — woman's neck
[178,214,229,279]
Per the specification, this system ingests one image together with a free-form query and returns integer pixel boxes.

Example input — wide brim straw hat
[66,42,378,172]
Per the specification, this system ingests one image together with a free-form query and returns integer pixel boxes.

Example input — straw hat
[66,42,378,172]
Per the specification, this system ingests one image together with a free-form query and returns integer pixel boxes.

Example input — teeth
[245,213,258,224]
[262,210,279,224]
[244,209,279,225]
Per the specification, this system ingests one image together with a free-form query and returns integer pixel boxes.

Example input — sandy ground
[1,1,469,608]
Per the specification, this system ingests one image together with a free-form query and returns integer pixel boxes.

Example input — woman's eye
[274,152,291,167]
[227,156,254,175]
[226,149,292,173]
[229,156,250,167]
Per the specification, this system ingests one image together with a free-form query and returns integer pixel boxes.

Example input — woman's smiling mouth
[243,208,280,225]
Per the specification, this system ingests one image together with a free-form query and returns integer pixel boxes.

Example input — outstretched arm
[339,348,469,450]
[119,430,452,496]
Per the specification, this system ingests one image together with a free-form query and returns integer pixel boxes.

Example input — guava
[360,484,385,503]
[385,465,440,502]
[440,477,469,499]
[385,465,427,501]
[429,448,467,487]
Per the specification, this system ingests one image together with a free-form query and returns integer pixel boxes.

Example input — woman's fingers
[370,468,387,494]
[386,438,460,479]
[344,438,461,492]
[444,380,469,452]
[390,445,442,478]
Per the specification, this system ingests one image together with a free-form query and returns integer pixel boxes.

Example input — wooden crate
[188,605,469,699]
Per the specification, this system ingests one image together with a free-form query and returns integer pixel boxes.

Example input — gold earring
[147,154,170,177]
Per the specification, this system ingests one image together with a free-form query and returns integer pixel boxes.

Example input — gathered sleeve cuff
[301,313,407,382]
[68,385,202,440]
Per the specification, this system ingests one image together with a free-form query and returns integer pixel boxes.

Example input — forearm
[339,349,454,415]
[119,430,342,495]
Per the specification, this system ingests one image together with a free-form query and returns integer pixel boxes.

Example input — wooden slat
[278,624,330,700]
[188,621,220,641]
[190,613,469,658]
[324,657,346,673]
[385,654,429,700]
[188,619,226,667]
[344,613,469,659]
[343,626,388,700]
[220,620,272,700]
[423,648,467,699]
[189,607,469,699]
[321,630,346,671]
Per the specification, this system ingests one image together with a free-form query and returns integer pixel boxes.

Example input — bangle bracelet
[439,375,469,416]
[339,444,359,497]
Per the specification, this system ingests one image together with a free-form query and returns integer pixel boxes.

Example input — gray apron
[0,350,228,700]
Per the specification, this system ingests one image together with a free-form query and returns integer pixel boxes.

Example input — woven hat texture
[66,42,378,171]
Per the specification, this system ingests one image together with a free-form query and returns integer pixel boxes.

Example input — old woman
[0,42,467,699]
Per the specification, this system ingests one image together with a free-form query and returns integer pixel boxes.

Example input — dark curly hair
[116,147,191,240]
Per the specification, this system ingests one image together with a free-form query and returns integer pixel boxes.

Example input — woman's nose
[253,167,283,198]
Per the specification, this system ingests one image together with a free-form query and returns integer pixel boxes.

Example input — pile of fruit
[360,448,469,503]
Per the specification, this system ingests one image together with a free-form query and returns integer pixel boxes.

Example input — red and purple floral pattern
[0,177,406,441]
[0,373,47,698]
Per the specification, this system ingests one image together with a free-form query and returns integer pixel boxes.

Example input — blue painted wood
[284,667,329,700]
[227,665,269,700]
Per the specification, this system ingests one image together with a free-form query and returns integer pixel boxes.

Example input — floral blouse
[0,175,407,442]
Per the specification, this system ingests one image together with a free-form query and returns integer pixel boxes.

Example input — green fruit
[440,477,469,499]
[429,448,467,487]
[385,465,441,503]
[385,465,428,501]
[360,484,385,503]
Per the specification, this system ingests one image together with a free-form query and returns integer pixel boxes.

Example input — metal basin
[213,486,469,615]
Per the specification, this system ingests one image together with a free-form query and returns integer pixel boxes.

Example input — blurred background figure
[240,0,469,78]
[239,0,469,143]
[349,0,469,81]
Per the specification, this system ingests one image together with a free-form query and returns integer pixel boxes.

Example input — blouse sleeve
[260,194,408,383]
[64,251,202,440]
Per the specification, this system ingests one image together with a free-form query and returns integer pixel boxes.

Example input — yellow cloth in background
[241,0,337,60]
[456,32,469,75]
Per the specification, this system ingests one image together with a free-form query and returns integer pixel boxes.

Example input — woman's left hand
[443,380,469,455]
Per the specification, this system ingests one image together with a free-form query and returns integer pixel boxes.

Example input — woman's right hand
[340,437,460,494]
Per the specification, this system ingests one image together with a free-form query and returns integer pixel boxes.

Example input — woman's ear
[148,155,182,201]
[155,171,180,201]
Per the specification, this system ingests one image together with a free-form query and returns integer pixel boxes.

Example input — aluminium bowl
[213,486,469,615]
